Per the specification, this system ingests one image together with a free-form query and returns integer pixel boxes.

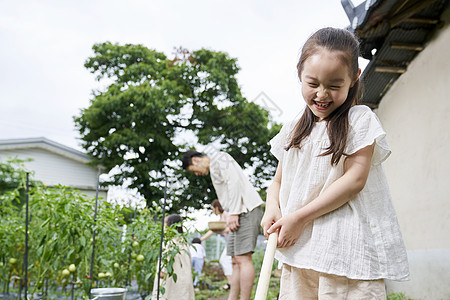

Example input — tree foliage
[74,42,280,211]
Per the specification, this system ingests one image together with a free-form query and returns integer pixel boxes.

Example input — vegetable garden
[0,159,181,299]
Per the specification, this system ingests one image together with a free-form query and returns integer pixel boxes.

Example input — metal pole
[126,206,138,286]
[71,272,75,300]
[89,168,101,293]
[23,173,30,299]
[156,177,168,300]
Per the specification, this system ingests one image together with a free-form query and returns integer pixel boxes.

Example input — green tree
[74,43,280,211]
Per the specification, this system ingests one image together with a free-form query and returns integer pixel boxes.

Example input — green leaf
[144,272,152,281]
[40,218,51,228]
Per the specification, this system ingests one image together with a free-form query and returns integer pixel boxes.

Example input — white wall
[0,148,98,187]
[376,8,450,300]
[0,147,107,200]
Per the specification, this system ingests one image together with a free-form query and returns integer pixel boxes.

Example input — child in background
[189,237,206,288]
[152,214,194,300]
[261,27,409,299]
[201,199,233,290]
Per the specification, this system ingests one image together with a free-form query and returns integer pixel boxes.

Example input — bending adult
[182,150,263,300]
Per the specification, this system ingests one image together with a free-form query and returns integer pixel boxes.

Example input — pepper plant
[0,159,185,299]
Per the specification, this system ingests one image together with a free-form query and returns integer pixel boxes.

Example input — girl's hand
[260,206,282,239]
[267,211,308,248]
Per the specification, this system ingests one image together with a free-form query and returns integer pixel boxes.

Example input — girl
[261,27,409,299]
[152,214,194,300]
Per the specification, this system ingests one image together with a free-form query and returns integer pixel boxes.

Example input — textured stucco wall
[376,8,450,300]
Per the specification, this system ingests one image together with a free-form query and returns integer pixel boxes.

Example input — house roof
[0,137,92,165]
[341,0,450,108]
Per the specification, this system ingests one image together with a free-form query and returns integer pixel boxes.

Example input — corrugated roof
[341,0,450,107]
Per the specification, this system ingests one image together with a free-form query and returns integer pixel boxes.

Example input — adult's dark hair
[166,214,183,234]
[182,150,205,169]
[192,237,201,244]
[287,27,361,165]
[211,199,224,214]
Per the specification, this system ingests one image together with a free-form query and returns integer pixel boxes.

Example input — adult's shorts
[227,205,263,257]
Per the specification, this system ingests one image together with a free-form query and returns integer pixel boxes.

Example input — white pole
[254,232,278,300]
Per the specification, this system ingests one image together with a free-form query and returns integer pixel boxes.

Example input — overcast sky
[0,0,364,151]
[0,0,366,230]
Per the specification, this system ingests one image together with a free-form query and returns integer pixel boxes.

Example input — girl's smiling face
[300,49,360,121]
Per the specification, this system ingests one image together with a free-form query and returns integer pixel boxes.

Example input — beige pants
[279,265,386,300]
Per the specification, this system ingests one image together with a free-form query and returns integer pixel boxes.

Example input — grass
[387,292,414,300]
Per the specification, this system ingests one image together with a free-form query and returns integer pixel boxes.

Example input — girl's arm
[261,162,283,238]
[222,226,230,234]
[200,226,229,243]
[200,230,214,242]
[268,143,375,248]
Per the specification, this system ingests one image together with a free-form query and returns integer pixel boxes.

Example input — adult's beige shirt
[209,152,263,215]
